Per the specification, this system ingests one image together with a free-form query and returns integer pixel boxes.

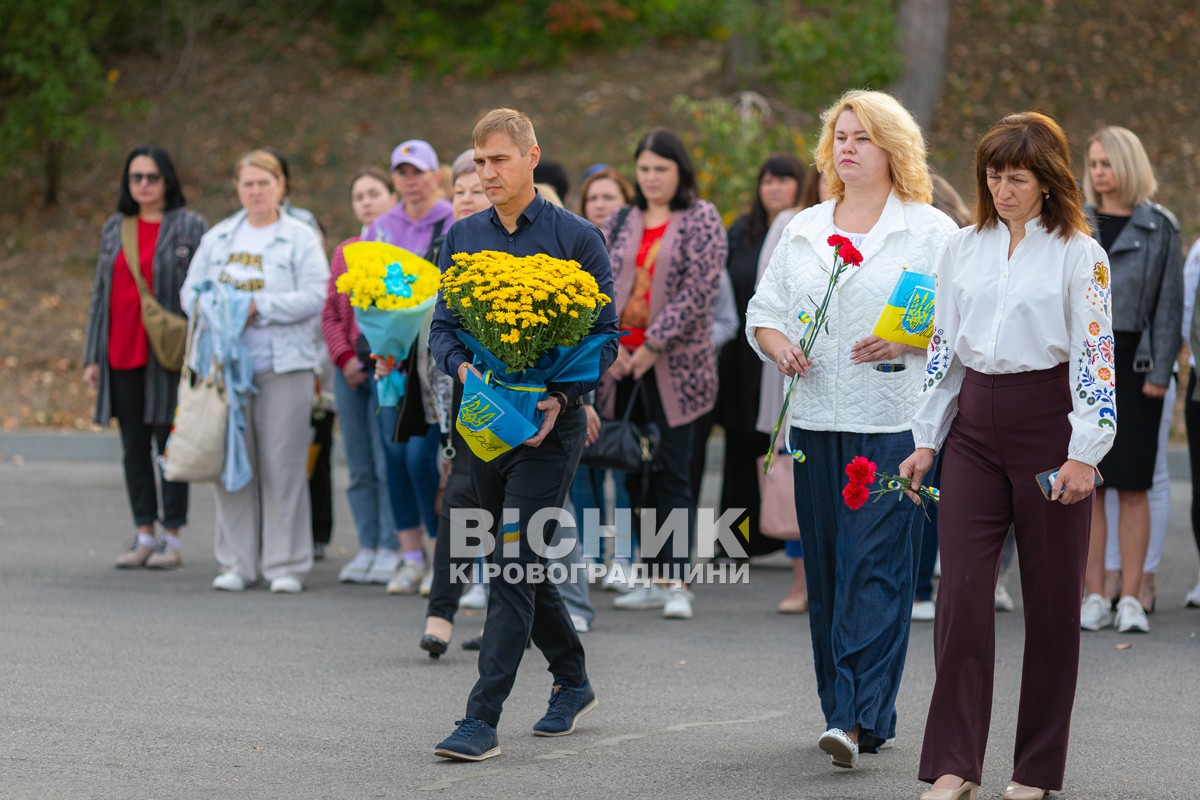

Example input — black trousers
[617,374,695,581]
[426,468,476,622]
[1185,370,1200,560]
[309,410,335,545]
[464,406,588,728]
[109,367,188,529]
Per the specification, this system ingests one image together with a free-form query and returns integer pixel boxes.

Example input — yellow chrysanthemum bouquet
[442,250,615,460]
[336,241,440,405]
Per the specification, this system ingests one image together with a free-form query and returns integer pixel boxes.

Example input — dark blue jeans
[791,426,920,752]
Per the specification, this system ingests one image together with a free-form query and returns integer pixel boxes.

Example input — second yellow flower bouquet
[442,250,615,460]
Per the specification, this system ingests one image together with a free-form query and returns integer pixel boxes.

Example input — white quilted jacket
[746,193,957,433]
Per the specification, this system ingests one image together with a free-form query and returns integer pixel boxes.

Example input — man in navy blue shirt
[430,108,618,762]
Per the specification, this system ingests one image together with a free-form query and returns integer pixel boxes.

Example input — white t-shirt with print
[220,221,278,373]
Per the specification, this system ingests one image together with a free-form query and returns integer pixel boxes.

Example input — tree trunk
[44,139,62,207]
[722,0,763,91]
[893,0,951,131]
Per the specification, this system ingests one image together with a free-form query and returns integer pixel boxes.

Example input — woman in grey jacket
[180,149,330,594]
[83,146,207,569]
[1080,126,1184,635]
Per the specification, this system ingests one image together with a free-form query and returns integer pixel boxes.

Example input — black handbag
[581,379,661,474]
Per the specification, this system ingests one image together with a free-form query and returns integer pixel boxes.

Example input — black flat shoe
[420,635,449,659]
[461,635,482,651]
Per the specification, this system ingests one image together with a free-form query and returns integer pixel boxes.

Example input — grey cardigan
[83,208,208,426]
[1087,201,1184,387]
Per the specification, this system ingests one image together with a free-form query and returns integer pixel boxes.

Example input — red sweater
[108,218,160,370]
[321,237,362,370]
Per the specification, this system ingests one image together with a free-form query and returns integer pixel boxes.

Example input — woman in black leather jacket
[1080,126,1183,635]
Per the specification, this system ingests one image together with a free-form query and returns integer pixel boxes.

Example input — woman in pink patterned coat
[599,127,727,621]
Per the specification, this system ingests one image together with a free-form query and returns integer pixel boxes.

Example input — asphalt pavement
[1,435,1198,799]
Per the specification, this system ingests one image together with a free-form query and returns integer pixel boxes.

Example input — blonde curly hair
[815,90,932,204]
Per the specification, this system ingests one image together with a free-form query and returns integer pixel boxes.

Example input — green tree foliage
[0,0,116,205]
[328,0,729,73]
[724,0,903,113]
[672,94,806,223]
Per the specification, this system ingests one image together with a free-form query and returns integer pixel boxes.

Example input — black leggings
[1185,371,1200,562]
[425,468,476,622]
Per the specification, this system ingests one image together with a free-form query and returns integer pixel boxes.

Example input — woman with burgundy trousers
[84,146,207,569]
[900,112,1116,800]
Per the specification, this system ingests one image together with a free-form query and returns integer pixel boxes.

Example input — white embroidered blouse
[911,218,1117,466]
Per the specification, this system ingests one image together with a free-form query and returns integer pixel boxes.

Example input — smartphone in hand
[1036,467,1104,500]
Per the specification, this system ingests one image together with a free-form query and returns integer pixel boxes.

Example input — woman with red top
[600,128,728,621]
[321,167,403,585]
[83,146,207,569]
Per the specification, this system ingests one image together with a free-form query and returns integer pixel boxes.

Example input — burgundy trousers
[918,364,1091,791]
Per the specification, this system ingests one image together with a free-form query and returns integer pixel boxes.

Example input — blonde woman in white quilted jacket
[745,90,956,771]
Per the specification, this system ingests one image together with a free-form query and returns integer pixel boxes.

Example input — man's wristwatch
[549,390,580,411]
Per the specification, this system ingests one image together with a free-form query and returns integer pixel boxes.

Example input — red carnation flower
[845,456,877,485]
[842,481,870,510]
[827,233,852,250]
[837,241,864,267]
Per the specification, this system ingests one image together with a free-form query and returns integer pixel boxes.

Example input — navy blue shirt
[430,191,619,402]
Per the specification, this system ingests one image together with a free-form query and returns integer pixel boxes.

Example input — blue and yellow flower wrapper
[338,242,441,407]
[871,268,935,348]
[454,330,620,462]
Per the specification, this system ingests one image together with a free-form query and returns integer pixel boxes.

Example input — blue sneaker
[531,679,598,737]
[433,717,500,761]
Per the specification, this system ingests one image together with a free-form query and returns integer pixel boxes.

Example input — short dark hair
[632,128,697,212]
[745,153,806,244]
[974,112,1090,240]
[117,146,186,216]
[534,160,570,202]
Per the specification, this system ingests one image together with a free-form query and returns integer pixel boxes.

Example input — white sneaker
[1114,595,1150,633]
[1185,571,1200,608]
[994,582,1015,612]
[338,549,376,584]
[911,600,936,622]
[366,549,402,585]
[570,614,590,633]
[1080,592,1113,631]
[270,576,303,594]
[817,728,859,769]
[419,570,434,596]
[387,561,426,595]
[662,586,694,619]
[612,584,668,610]
[212,572,246,592]
[880,737,896,750]
[603,560,634,594]
[459,582,488,610]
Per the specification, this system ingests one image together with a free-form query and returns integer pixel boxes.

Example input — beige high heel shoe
[920,780,979,800]
[1003,783,1046,800]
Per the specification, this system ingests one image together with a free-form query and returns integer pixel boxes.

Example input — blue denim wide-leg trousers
[791,426,921,752]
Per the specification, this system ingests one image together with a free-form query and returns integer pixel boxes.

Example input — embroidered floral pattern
[1085,260,1113,315]
[1076,330,1116,429]
[924,327,949,390]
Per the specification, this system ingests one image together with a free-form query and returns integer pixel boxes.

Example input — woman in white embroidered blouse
[745,90,957,772]
[900,113,1115,800]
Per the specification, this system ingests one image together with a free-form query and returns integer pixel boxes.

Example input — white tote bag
[161,309,227,483]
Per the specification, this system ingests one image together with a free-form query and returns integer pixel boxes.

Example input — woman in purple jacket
[600,128,728,621]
